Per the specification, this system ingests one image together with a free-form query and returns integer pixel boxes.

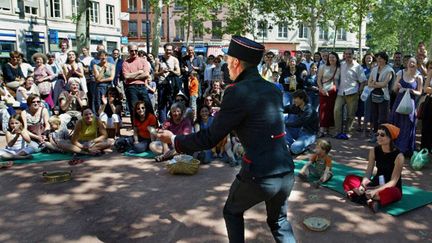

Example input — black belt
[238,170,292,181]
[127,84,146,87]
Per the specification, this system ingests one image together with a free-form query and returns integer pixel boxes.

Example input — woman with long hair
[129,101,158,153]
[33,53,55,109]
[317,52,340,137]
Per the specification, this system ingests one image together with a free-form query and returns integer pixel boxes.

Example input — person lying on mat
[343,123,404,213]
[298,139,333,186]
[57,108,112,155]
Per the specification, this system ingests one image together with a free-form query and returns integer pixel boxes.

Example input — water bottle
[361,86,371,102]
[379,175,385,186]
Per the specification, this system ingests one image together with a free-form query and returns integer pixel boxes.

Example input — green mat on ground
[294,160,432,216]
[7,152,79,165]
[123,151,156,159]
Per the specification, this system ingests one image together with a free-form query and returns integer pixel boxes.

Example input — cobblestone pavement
[0,126,431,243]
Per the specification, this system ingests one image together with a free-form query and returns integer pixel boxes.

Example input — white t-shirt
[338,61,367,96]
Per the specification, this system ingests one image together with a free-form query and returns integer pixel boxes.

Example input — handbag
[396,90,413,115]
[37,81,52,96]
[410,148,430,170]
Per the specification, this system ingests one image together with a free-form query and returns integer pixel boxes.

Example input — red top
[122,57,151,85]
[133,113,158,139]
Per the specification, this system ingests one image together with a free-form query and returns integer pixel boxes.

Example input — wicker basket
[166,156,200,175]
[42,171,72,183]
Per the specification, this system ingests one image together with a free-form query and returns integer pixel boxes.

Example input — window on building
[174,20,185,41]
[174,0,184,10]
[88,1,99,24]
[129,21,137,37]
[141,0,149,12]
[257,20,268,38]
[107,41,117,54]
[298,22,308,38]
[160,20,164,38]
[278,22,288,38]
[142,20,151,37]
[319,27,329,40]
[49,0,61,18]
[212,21,222,40]
[0,41,16,58]
[71,0,78,15]
[106,4,114,25]
[91,39,103,45]
[129,0,137,11]
[337,28,347,40]
[24,0,39,16]
[193,22,203,40]
[0,0,12,11]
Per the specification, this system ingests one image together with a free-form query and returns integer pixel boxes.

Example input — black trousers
[223,171,296,243]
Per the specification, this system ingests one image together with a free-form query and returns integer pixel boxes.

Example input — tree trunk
[333,26,337,51]
[310,11,318,53]
[358,14,363,60]
[151,0,163,57]
[186,0,191,46]
[428,23,432,60]
[76,0,90,52]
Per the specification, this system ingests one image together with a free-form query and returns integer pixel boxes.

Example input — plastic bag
[360,86,371,102]
[410,148,430,171]
[396,90,413,115]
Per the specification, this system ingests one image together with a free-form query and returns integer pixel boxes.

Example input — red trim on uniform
[226,83,236,88]
[242,155,252,164]
[271,132,286,139]
[232,38,265,51]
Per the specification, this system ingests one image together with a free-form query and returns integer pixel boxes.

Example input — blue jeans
[223,171,296,243]
[88,81,98,113]
[125,84,153,121]
[285,114,316,155]
[96,83,110,113]
[307,91,319,112]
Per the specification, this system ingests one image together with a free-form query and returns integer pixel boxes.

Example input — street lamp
[259,22,273,44]
[145,0,150,54]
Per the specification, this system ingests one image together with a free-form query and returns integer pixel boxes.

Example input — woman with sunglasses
[129,101,158,153]
[343,124,404,213]
[21,94,50,147]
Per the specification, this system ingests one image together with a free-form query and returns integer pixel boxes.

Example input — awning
[207,46,227,57]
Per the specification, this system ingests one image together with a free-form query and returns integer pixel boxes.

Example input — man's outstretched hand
[156,129,175,144]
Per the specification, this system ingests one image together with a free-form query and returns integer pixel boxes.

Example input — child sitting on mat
[0,114,34,160]
[298,139,333,185]
[42,115,70,152]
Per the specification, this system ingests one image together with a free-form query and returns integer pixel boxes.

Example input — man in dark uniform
[157,36,296,243]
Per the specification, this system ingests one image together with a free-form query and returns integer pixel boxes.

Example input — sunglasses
[129,50,138,53]
[375,132,387,137]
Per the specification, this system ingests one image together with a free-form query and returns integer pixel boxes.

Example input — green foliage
[367,0,432,54]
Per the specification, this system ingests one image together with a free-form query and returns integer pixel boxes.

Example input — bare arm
[411,76,423,96]
[362,148,376,186]
[93,120,108,143]
[71,121,83,148]
[392,72,402,93]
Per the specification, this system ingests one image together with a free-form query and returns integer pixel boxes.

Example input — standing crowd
[0,40,431,163]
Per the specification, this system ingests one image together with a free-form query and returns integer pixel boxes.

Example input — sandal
[367,199,380,213]
[155,155,164,162]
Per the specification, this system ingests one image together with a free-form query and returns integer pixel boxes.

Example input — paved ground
[0,125,431,243]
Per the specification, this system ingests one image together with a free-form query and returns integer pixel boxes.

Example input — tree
[173,0,225,45]
[75,0,90,52]
[367,0,432,55]
[150,0,164,57]
[350,0,378,59]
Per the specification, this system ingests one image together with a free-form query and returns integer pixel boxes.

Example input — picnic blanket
[6,152,80,165]
[123,151,156,159]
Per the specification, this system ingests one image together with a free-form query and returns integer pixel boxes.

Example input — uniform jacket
[175,67,294,177]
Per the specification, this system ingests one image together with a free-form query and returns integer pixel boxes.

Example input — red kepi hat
[225,36,265,65]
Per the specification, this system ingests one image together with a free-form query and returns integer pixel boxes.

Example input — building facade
[121,0,231,56]
[253,19,368,55]
[0,0,121,62]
